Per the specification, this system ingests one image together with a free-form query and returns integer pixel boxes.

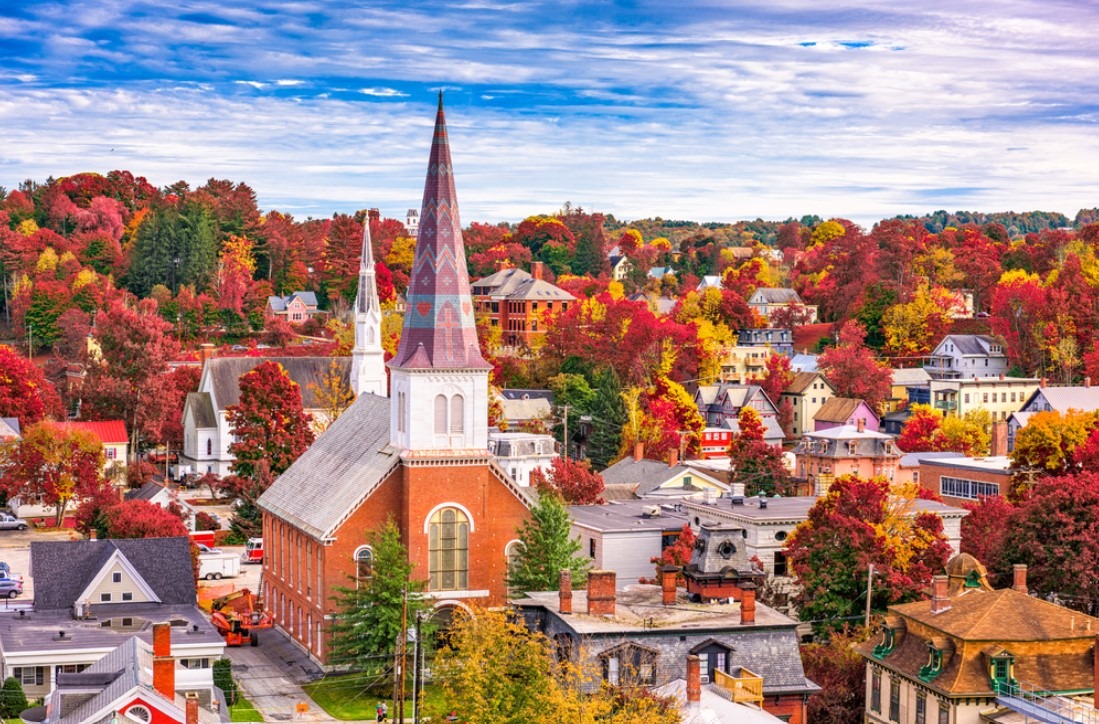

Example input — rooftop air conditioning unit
[642,505,662,518]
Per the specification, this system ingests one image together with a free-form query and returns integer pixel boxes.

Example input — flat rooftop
[921,455,1012,474]
[0,604,223,653]
[569,499,691,532]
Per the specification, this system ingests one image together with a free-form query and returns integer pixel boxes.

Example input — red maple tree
[959,495,1016,577]
[530,457,605,505]
[0,344,64,425]
[817,321,892,413]
[226,361,315,478]
[105,499,190,539]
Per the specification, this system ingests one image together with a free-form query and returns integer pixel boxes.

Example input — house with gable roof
[44,622,225,724]
[179,356,350,476]
[924,334,1008,380]
[781,371,834,439]
[1,538,224,702]
[1007,381,1099,451]
[257,98,534,665]
[813,397,880,433]
[0,417,20,442]
[792,423,903,495]
[747,288,818,323]
[856,555,1099,724]
[599,444,732,502]
[694,383,784,446]
[264,291,321,323]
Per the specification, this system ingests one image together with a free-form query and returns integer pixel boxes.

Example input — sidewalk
[225,625,329,721]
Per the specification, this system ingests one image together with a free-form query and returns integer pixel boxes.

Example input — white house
[924,334,1009,380]
[488,431,558,487]
[1007,382,1099,451]
[747,288,818,324]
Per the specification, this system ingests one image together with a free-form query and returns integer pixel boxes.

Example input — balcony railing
[933,400,958,410]
[713,667,764,705]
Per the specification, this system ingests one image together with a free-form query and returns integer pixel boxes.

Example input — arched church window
[429,507,469,591]
[206,438,212,456]
[450,395,464,434]
[353,546,374,586]
[434,395,448,434]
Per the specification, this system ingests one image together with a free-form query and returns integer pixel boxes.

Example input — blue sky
[2,1,1097,227]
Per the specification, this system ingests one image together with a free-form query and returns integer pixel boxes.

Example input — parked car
[0,578,23,598]
[0,563,23,584]
[197,543,222,554]
[0,514,28,531]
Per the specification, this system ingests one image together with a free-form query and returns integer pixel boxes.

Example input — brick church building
[259,97,533,664]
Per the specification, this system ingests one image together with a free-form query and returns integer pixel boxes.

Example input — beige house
[781,372,835,439]
[929,376,1039,421]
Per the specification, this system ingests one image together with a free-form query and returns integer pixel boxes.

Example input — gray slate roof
[750,288,802,304]
[0,417,20,437]
[204,356,349,412]
[1027,385,1099,413]
[258,392,398,539]
[268,291,319,312]
[941,334,1004,356]
[184,392,217,429]
[600,457,725,496]
[31,538,197,611]
[125,480,167,502]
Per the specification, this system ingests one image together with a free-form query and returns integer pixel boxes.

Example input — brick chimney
[1093,634,1099,702]
[686,655,702,705]
[89,529,97,541]
[199,343,215,366]
[668,448,679,467]
[930,575,951,614]
[531,261,544,281]
[587,570,616,616]
[857,418,865,433]
[739,582,757,625]
[1087,377,1092,389]
[1013,564,1028,593]
[559,569,573,615]
[186,693,200,724]
[634,442,644,462]
[660,566,678,606]
[1040,377,1047,388]
[152,621,175,700]
[990,421,1008,458]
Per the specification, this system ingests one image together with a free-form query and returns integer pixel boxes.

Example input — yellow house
[781,372,835,439]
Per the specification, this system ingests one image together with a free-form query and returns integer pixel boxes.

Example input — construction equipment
[210,588,273,646]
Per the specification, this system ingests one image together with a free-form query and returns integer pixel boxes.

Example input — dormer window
[873,621,897,658]
[989,652,1017,694]
[919,641,945,682]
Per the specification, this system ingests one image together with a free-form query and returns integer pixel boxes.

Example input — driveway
[223,625,332,721]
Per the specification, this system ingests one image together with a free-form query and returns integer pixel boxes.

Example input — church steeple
[350,221,386,397]
[390,96,490,452]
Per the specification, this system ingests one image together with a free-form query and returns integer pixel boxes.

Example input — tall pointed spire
[390,95,490,371]
[350,221,386,397]
[389,97,490,453]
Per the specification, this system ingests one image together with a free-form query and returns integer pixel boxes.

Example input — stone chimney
[686,655,702,706]
[531,261,545,281]
[587,570,616,616]
[1013,564,1028,593]
[634,442,644,462]
[856,418,865,433]
[739,582,757,625]
[152,621,175,700]
[559,569,573,615]
[660,566,678,606]
[990,421,1008,458]
[930,575,951,614]
[668,448,679,467]
[199,343,215,366]
[186,693,200,724]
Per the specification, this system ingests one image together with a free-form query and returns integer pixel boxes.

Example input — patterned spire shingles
[391,95,491,370]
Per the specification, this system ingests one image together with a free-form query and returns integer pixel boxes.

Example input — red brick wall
[264,459,530,663]
[767,695,807,724]
[918,462,1011,506]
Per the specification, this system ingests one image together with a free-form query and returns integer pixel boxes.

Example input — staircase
[995,680,1099,723]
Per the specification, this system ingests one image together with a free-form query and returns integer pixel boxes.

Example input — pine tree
[586,368,626,470]
[327,519,431,677]
[508,492,591,594]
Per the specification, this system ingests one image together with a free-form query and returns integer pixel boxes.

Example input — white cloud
[359,87,409,97]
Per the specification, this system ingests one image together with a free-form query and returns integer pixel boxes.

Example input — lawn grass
[304,673,448,720]
[229,694,265,722]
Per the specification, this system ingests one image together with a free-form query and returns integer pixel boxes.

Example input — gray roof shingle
[184,392,217,429]
[205,357,349,412]
[30,538,197,611]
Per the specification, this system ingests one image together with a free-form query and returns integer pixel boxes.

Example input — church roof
[203,356,349,412]
[355,221,379,315]
[258,392,398,540]
[391,95,490,371]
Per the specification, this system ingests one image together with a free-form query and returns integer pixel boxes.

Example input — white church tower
[350,222,387,398]
[388,95,491,453]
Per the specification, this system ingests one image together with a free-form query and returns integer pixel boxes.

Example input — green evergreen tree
[0,676,29,717]
[508,492,591,594]
[586,368,626,471]
[126,201,180,297]
[327,519,431,677]
[178,200,219,291]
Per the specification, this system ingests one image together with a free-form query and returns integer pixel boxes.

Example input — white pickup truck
[0,514,28,531]
[198,552,241,580]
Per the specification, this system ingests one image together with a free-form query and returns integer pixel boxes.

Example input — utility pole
[412,611,424,724]
[864,563,874,629]
[396,587,408,723]
[562,404,570,461]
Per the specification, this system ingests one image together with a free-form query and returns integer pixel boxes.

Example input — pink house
[792,422,903,496]
[812,397,879,433]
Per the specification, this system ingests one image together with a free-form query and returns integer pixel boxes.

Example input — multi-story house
[746,288,818,324]
[856,556,1099,724]
[737,328,794,357]
[781,371,835,439]
[813,397,879,433]
[1007,381,1099,451]
[487,431,558,487]
[694,383,784,446]
[924,334,1009,380]
[929,375,1039,422]
[264,291,321,323]
[791,422,903,495]
[470,262,575,348]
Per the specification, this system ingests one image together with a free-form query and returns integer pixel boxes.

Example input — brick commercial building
[259,97,532,664]
[471,262,574,348]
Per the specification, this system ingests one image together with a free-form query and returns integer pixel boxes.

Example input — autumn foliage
[226,361,315,479]
[0,344,64,424]
[530,456,605,505]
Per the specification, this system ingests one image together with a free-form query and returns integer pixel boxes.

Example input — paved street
[222,627,330,722]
